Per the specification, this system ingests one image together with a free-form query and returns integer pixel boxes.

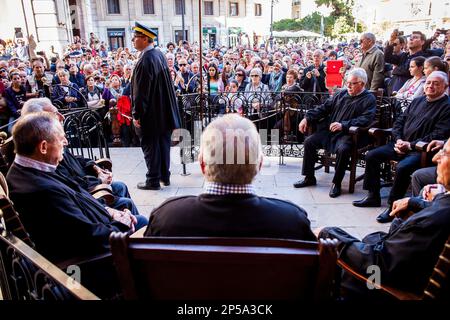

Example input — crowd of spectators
[0,28,449,143]
[1,27,450,301]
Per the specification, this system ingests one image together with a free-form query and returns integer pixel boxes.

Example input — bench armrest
[89,184,115,206]
[415,141,429,152]
[95,158,113,172]
[337,259,421,300]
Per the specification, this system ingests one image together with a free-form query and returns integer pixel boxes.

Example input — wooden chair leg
[349,157,356,194]
[324,152,330,173]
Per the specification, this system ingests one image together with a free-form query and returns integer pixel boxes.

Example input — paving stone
[111,149,393,238]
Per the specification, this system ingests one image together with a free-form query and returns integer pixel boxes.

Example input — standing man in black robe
[294,68,376,198]
[131,22,181,190]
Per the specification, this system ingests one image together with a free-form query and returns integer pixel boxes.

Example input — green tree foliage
[315,0,355,37]
[315,0,354,17]
[272,19,302,32]
[272,12,335,37]
[331,16,354,38]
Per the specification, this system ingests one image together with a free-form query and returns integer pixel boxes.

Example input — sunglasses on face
[179,63,187,66]
[236,73,244,76]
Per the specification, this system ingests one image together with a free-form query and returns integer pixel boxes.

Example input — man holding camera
[299,49,327,93]
[385,30,443,92]
[26,58,52,99]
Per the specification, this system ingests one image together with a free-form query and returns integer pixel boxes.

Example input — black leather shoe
[329,184,341,198]
[376,208,394,223]
[293,177,317,188]
[137,182,161,190]
[160,180,170,186]
[352,194,381,207]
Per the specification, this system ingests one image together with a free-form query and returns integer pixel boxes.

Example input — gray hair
[313,49,324,57]
[57,68,69,77]
[22,98,53,115]
[13,112,62,157]
[348,67,368,84]
[428,71,449,86]
[83,63,94,72]
[199,114,263,184]
[362,32,376,43]
[249,67,262,78]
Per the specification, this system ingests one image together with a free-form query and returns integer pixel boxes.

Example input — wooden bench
[109,233,339,301]
[0,215,99,300]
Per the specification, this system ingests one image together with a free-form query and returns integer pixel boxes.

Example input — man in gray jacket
[356,33,385,92]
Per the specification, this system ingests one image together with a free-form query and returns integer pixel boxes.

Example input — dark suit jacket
[131,46,181,136]
[145,193,316,241]
[6,163,130,262]
[320,193,450,295]
[51,82,82,108]
[300,64,327,93]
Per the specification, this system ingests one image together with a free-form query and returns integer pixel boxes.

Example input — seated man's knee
[336,144,351,156]
[396,158,419,176]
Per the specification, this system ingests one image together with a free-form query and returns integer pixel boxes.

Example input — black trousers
[138,130,172,185]
[301,130,352,185]
[363,142,421,204]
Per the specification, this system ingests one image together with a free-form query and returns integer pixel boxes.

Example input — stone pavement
[109,147,390,239]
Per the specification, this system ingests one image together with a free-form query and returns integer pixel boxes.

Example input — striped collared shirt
[14,154,57,173]
[204,182,256,195]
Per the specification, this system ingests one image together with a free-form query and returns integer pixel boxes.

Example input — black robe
[56,149,100,191]
[319,193,450,296]
[131,47,181,136]
[392,95,450,149]
[305,89,376,153]
[6,163,130,262]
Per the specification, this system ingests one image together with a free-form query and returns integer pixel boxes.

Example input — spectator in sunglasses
[233,66,248,92]
[174,59,197,94]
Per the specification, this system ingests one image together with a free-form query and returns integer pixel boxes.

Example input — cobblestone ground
[110,147,390,239]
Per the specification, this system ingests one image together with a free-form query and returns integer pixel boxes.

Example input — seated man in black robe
[294,68,377,198]
[317,138,450,298]
[145,114,316,241]
[6,113,139,262]
[353,71,450,223]
[20,98,146,225]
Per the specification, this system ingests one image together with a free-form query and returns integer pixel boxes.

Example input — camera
[36,51,45,56]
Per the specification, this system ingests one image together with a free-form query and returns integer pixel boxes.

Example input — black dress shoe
[329,184,341,198]
[352,194,381,207]
[376,208,394,223]
[293,177,317,188]
[160,180,170,186]
[137,182,161,190]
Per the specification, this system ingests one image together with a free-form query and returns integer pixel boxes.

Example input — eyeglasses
[250,74,259,77]
[347,81,362,86]
[236,73,244,76]
[437,149,450,158]
[179,63,187,66]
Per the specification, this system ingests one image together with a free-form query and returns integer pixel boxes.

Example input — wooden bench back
[0,172,35,248]
[109,234,338,301]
